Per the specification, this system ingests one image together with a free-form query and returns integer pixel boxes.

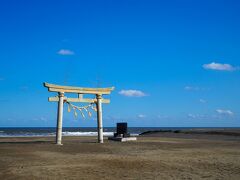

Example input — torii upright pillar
[96,94,103,143]
[56,92,64,145]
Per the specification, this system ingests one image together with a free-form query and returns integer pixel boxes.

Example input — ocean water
[0,127,189,137]
[0,127,233,137]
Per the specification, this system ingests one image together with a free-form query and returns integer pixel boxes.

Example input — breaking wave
[0,131,114,137]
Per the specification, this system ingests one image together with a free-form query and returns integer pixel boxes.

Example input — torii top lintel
[43,82,115,95]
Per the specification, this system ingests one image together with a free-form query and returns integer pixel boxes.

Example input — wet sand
[0,135,240,180]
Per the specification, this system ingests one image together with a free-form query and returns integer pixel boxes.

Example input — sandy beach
[0,133,240,180]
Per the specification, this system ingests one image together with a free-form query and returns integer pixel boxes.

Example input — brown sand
[0,135,240,180]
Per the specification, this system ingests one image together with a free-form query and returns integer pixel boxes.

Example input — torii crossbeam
[43,82,114,145]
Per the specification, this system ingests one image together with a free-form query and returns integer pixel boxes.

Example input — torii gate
[43,82,114,145]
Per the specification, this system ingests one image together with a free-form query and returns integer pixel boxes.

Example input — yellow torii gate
[43,82,114,145]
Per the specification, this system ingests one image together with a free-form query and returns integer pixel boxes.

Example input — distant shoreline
[1,127,240,138]
[140,129,240,136]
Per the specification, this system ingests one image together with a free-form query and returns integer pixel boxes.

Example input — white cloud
[137,114,146,118]
[199,99,207,103]
[188,111,235,120]
[32,117,48,121]
[119,90,147,97]
[188,113,197,119]
[216,109,234,116]
[40,117,47,121]
[184,86,209,91]
[57,49,75,55]
[187,113,207,119]
[203,62,237,71]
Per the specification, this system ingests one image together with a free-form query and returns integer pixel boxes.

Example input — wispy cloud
[119,90,147,97]
[203,62,237,71]
[188,110,235,120]
[137,114,146,118]
[187,113,208,119]
[33,117,48,122]
[57,49,75,55]
[188,113,198,119]
[184,86,200,91]
[216,109,234,116]
[184,86,209,91]
[199,99,207,103]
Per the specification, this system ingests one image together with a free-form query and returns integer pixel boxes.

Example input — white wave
[0,131,139,137]
[0,133,55,137]
[130,133,139,136]
[62,131,114,136]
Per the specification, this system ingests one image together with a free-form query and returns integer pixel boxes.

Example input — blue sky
[0,0,239,127]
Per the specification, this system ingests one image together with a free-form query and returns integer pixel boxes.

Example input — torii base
[56,143,63,145]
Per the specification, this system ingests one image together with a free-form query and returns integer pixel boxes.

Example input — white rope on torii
[43,82,114,145]
[65,101,97,118]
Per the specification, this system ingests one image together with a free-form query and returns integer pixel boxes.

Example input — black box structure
[114,122,130,137]
[109,122,137,142]
[117,123,127,134]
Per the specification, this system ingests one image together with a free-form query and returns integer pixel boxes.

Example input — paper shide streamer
[65,101,97,119]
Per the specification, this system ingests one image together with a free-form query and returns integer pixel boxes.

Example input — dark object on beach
[114,123,130,137]
[140,130,177,135]
[109,123,136,142]
[173,130,181,133]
